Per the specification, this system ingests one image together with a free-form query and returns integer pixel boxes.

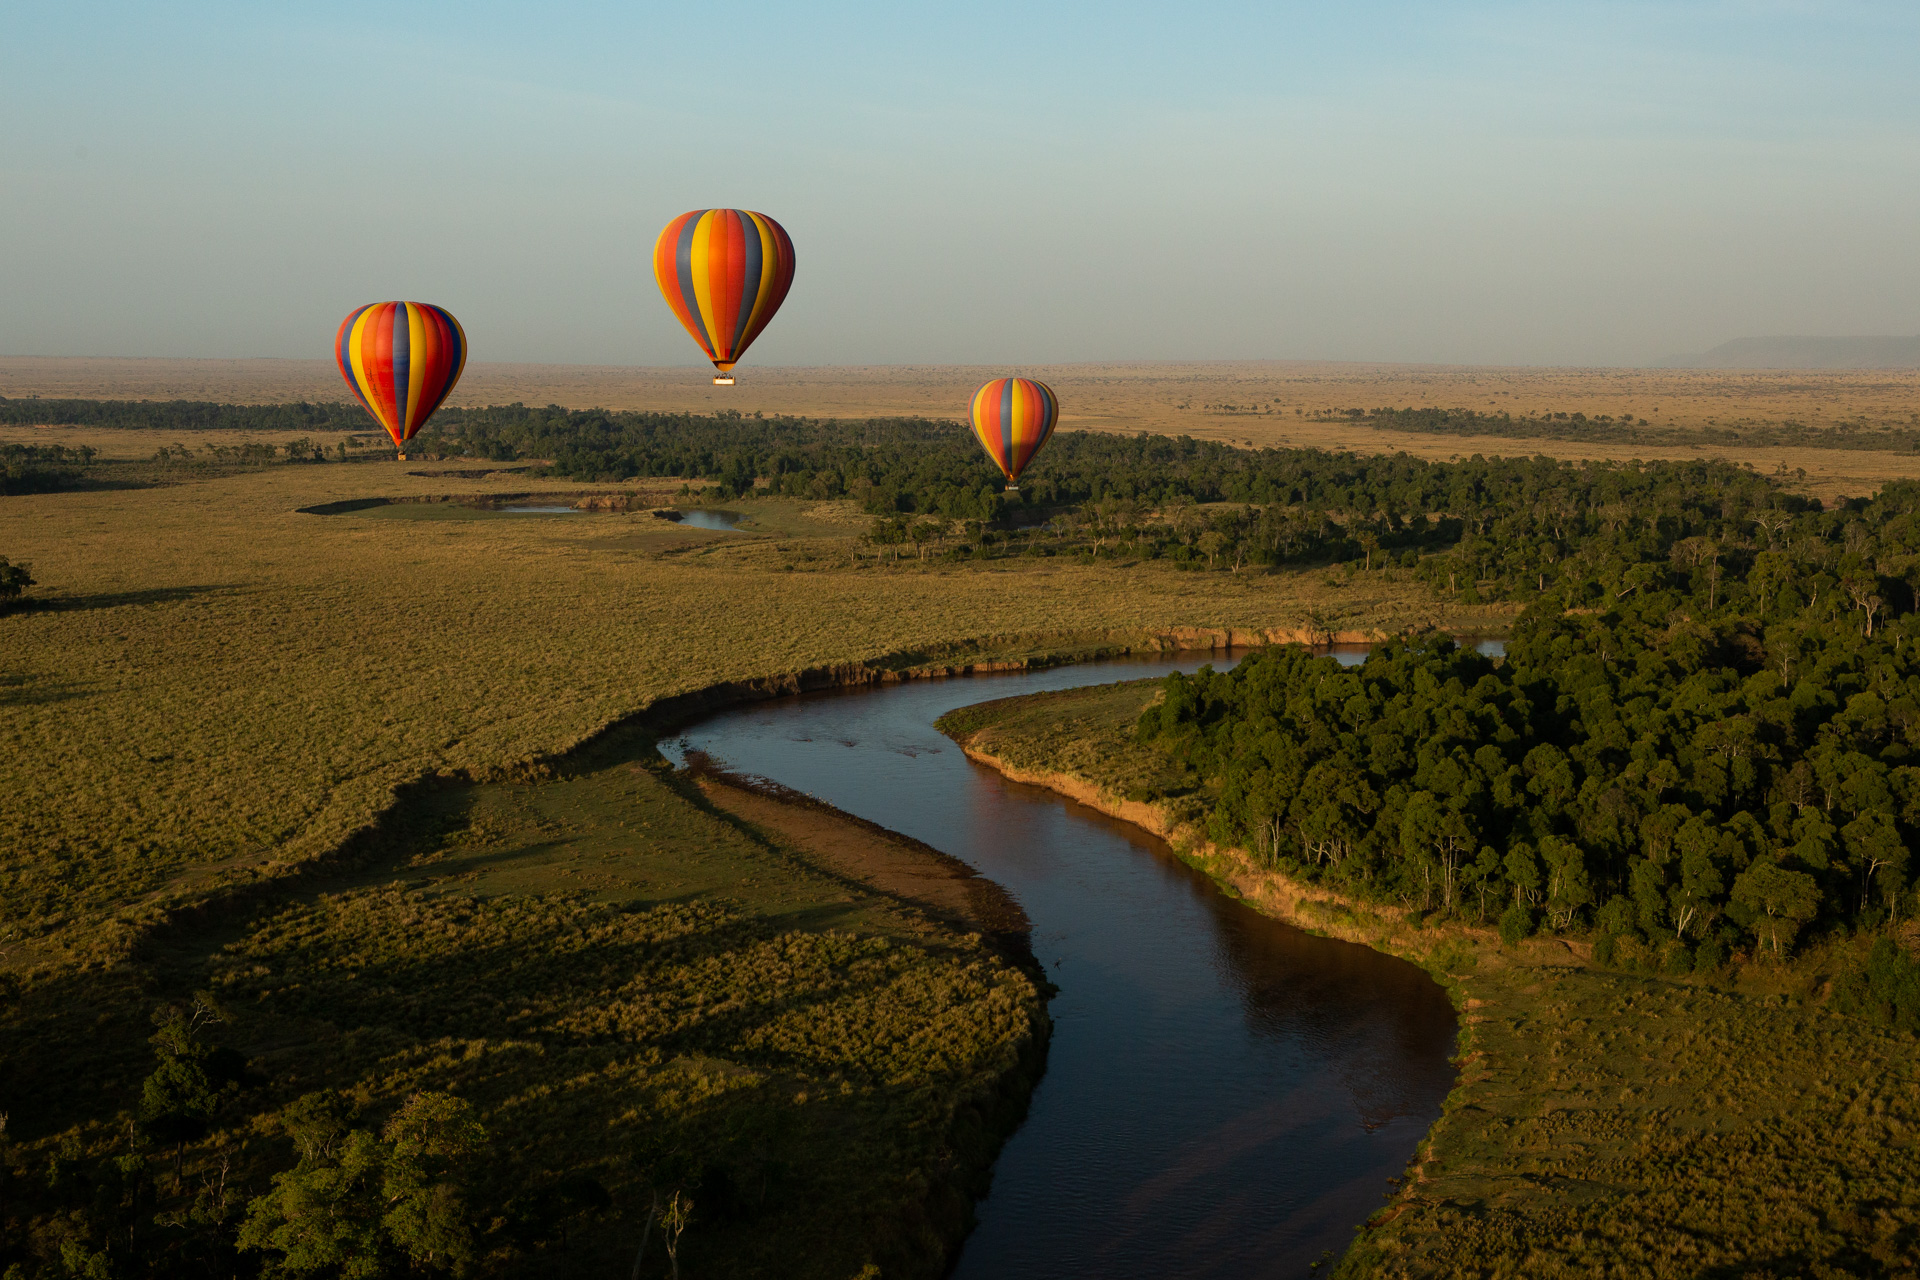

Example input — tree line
[1137,477,1920,1006]
[860,451,1809,586]
[2,443,97,495]
[1347,406,1920,454]
[0,398,365,432]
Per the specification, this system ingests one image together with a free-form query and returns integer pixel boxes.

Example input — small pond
[661,508,745,531]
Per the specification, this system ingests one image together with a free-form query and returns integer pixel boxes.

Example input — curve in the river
[664,653,1460,1280]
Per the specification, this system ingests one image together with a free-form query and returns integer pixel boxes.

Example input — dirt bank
[686,759,1036,968]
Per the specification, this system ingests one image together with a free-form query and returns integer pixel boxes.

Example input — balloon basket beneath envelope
[712,376,736,386]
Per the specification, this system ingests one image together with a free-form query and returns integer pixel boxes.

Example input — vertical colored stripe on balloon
[410,306,464,438]
[739,212,774,350]
[374,304,401,441]
[675,212,715,358]
[656,213,703,352]
[739,212,794,353]
[404,303,430,434]
[731,211,764,357]
[1033,382,1057,475]
[970,383,996,477]
[417,306,443,434]
[336,305,377,423]
[445,308,468,399]
[355,306,396,441]
[711,210,746,364]
[1006,379,1021,479]
[390,302,412,439]
[688,211,721,363]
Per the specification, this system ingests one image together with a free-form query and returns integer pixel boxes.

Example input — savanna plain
[2,360,1918,1279]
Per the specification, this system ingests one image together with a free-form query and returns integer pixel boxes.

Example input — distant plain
[6,356,1920,501]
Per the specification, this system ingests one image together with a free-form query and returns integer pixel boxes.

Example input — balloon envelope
[970,378,1059,485]
[335,302,467,447]
[653,209,795,375]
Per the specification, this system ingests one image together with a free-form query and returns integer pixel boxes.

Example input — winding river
[664,653,1461,1278]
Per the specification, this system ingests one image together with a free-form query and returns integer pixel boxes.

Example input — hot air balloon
[970,378,1059,491]
[653,209,795,385]
[335,302,467,459]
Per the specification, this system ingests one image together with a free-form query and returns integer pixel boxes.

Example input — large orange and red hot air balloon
[335,302,467,457]
[970,378,1059,490]
[653,209,795,384]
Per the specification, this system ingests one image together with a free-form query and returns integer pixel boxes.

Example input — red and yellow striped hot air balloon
[335,302,468,457]
[653,209,795,385]
[970,378,1060,490]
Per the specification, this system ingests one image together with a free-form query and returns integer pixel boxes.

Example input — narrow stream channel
[663,652,1464,1278]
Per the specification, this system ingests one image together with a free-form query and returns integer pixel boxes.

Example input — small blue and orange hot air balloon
[335,302,468,457]
[970,378,1059,490]
[654,209,795,385]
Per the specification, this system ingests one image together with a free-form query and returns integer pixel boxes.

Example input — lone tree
[0,557,31,607]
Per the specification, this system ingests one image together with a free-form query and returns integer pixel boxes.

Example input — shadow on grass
[0,961,157,1139]
[8,584,241,614]
[0,670,92,706]
[0,475,160,498]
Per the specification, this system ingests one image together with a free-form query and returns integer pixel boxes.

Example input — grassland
[10,364,1920,1272]
[0,457,1506,1275]
[7,357,1920,502]
[0,463,1501,967]
[939,680,1920,1278]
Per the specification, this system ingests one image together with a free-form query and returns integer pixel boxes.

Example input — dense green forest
[1137,477,1920,1009]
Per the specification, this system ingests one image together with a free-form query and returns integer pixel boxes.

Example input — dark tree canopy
[1139,478,1920,971]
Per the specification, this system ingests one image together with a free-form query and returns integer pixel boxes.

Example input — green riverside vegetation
[942,675,1920,1278]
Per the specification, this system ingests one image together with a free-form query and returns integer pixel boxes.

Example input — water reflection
[665,653,1462,1279]
[666,508,743,530]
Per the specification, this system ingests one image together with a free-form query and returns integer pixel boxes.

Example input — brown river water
[663,652,1464,1278]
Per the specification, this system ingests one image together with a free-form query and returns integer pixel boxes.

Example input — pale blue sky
[3,1,1916,366]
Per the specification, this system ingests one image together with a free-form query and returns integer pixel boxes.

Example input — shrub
[1832,937,1920,1031]
[1499,904,1534,947]
[0,556,32,605]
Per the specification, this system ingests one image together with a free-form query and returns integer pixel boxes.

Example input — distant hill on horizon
[1656,335,1920,369]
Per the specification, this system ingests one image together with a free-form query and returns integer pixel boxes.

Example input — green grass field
[940,679,1920,1279]
[0,460,1510,1276]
